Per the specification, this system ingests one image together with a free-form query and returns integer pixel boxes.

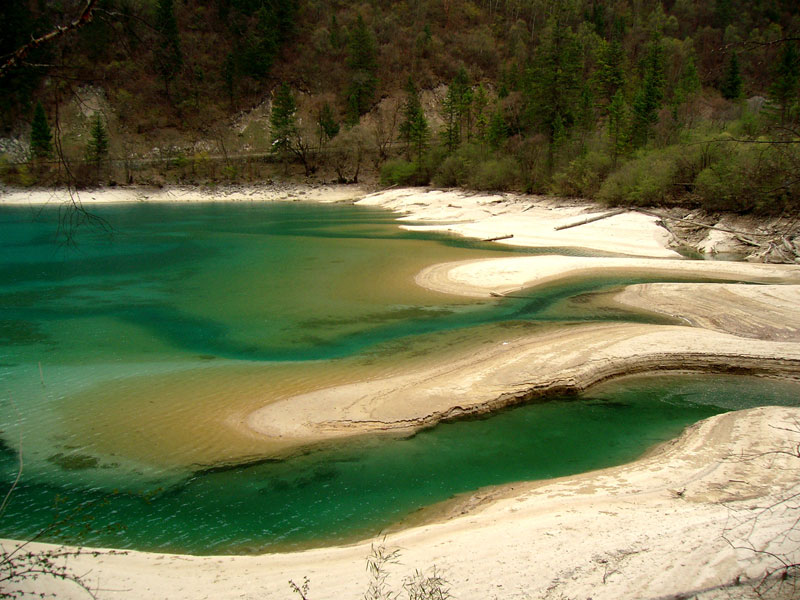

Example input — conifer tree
[769,42,799,124]
[720,52,742,100]
[30,101,52,160]
[669,54,700,121]
[399,78,428,162]
[329,14,345,51]
[607,89,628,166]
[576,86,595,134]
[459,75,474,143]
[223,53,236,105]
[473,84,490,146]
[595,37,626,106]
[678,55,701,100]
[85,113,109,182]
[317,102,339,143]
[487,109,508,151]
[154,0,183,97]
[441,69,471,153]
[524,12,582,141]
[345,15,378,123]
[549,112,567,171]
[86,113,109,165]
[270,83,298,162]
[630,38,665,147]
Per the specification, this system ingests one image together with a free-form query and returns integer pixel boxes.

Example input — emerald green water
[1,201,798,554]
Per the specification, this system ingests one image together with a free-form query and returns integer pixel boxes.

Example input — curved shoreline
[247,322,800,443]
[414,255,800,298]
[5,186,800,598]
[14,406,800,599]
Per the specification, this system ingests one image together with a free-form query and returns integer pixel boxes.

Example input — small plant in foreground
[289,541,451,600]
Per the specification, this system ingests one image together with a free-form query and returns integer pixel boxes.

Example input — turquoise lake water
[1,201,798,554]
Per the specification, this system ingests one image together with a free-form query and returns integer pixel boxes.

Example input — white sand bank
[614,283,800,341]
[415,254,800,298]
[358,188,678,258]
[0,183,367,205]
[248,322,800,442]
[14,406,800,600]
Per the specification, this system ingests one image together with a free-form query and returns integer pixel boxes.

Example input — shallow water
[1,201,798,554]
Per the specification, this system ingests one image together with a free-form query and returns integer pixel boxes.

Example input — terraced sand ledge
[249,256,800,444]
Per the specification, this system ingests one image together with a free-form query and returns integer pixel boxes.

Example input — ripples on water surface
[1,201,798,554]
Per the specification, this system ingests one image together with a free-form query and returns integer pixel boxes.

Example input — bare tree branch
[0,0,100,79]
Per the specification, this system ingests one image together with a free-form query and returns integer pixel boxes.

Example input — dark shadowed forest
[1,0,799,213]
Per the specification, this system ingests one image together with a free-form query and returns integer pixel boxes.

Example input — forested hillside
[1,0,799,213]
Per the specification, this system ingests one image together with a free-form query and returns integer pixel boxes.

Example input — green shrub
[695,142,799,213]
[597,152,680,206]
[432,144,493,188]
[433,154,468,187]
[380,159,429,186]
[170,152,189,169]
[0,155,13,185]
[0,156,37,187]
[550,150,613,198]
[467,157,520,191]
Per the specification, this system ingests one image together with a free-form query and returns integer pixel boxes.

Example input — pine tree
[595,37,626,106]
[720,52,742,100]
[630,38,665,147]
[607,89,628,166]
[769,42,799,124]
[317,102,339,142]
[250,6,279,78]
[678,55,701,100]
[86,113,109,165]
[270,83,298,161]
[459,77,474,143]
[236,1,297,79]
[576,86,595,134]
[223,53,236,105]
[30,101,52,160]
[549,111,567,171]
[670,54,702,124]
[399,78,429,162]
[715,0,732,28]
[441,69,470,153]
[487,109,508,151]
[473,84,490,146]
[154,0,183,97]
[524,12,582,141]
[345,15,378,123]
[329,14,345,51]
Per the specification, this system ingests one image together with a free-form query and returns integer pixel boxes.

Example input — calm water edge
[1,201,798,554]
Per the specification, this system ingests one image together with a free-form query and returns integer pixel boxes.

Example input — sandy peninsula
[4,185,800,599]
[248,197,800,442]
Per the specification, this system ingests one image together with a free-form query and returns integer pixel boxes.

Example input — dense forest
[1,0,799,213]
